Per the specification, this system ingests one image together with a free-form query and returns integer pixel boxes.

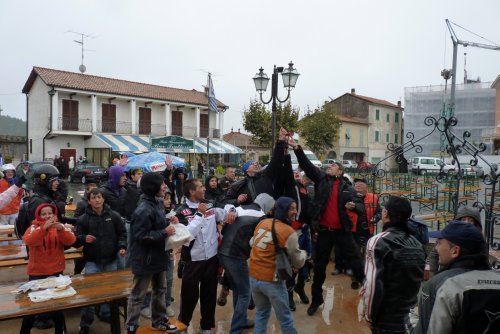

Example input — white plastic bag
[165,223,194,251]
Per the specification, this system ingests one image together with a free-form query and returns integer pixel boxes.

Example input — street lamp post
[253,62,299,154]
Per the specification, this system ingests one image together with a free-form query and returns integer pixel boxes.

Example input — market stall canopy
[193,138,243,154]
[94,134,150,153]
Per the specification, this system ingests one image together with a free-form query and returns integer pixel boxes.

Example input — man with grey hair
[218,193,275,333]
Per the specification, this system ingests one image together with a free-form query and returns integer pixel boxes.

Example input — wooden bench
[0,244,82,268]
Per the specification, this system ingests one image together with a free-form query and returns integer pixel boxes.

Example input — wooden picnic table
[0,244,82,267]
[0,269,133,334]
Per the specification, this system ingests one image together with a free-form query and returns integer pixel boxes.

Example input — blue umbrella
[119,151,136,157]
[124,152,185,173]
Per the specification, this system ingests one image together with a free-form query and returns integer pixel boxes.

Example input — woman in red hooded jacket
[20,203,76,334]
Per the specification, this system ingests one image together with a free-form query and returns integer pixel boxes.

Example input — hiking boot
[288,291,296,311]
[294,286,310,304]
[152,319,177,333]
[351,281,361,290]
[307,300,323,316]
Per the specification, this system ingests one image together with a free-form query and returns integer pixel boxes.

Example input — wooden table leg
[110,300,121,334]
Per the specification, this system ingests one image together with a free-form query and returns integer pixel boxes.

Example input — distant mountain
[0,115,26,136]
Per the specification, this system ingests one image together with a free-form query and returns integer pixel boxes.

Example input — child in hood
[23,203,76,276]
[21,203,76,334]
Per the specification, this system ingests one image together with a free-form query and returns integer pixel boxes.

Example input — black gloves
[15,175,27,188]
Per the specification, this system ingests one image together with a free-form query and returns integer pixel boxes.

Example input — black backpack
[408,217,429,244]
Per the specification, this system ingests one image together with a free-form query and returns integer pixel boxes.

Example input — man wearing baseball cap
[413,221,500,334]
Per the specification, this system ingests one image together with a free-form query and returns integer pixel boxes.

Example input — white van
[411,157,454,175]
[289,149,322,170]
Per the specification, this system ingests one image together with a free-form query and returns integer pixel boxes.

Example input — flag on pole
[208,73,218,113]
[0,153,4,167]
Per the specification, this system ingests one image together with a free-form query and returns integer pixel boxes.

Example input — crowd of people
[0,127,499,334]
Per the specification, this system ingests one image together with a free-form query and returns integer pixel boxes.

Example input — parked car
[321,159,343,169]
[68,163,108,184]
[357,161,374,172]
[451,163,481,177]
[289,149,322,170]
[342,160,358,169]
[410,156,454,175]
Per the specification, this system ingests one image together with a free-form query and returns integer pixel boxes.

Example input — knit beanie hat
[455,206,482,229]
[140,172,164,196]
[273,196,295,225]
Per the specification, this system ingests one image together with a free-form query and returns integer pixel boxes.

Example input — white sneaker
[140,307,151,319]
[166,305,175,317]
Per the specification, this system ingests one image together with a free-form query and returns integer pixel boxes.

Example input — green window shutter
[395,112,399,123]
[395,133,399,144]
[376,109,380,120]
[386,113,390,122]
[386,133,390,142]
[375,131,379,142]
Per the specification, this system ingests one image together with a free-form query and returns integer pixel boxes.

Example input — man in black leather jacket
[287,137,364,316]
[360,196,426,334]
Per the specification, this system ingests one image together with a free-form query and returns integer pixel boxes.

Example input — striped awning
[94,133,150,153]
[193,138,243,154]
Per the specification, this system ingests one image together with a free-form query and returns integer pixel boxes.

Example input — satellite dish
[79,64,86,73]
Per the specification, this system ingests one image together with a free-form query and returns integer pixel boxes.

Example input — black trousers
[311,228,365,304]
[178,255,219,330]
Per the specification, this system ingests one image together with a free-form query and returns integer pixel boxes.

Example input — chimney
[351,88,356,95]
[204,86,209,96]
[397,101,401,108]
[238,128,241,133]
[231,127,233,133]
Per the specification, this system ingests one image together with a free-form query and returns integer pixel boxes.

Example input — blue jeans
[80,260,118,328]
[250,277,297,334]
[141,253,174,309]
[219,254,251,334]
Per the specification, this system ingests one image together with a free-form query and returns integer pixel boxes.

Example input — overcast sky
[1,0,500,135]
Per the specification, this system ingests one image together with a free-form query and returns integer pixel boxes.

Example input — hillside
[0,115,26,136]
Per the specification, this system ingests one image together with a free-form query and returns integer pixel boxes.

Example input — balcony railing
[57,117,92,132]
[56,119,218,138]
[97,120,132,134]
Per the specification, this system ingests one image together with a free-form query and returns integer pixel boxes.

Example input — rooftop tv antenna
[67,31,96,73]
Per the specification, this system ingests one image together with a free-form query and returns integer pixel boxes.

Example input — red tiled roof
[337,115,368,124]
[22,67,227,108]
[350,93,400,108]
